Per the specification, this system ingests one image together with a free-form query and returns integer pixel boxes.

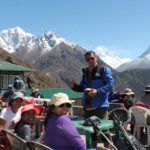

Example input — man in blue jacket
[70,51,114,148]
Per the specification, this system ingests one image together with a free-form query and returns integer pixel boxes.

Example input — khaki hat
[143,85,150,92]
[122,88,134,95]
[50,93,71,106]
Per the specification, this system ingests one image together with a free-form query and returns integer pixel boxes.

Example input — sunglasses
[85,57,95,62]
[58,103,72,108]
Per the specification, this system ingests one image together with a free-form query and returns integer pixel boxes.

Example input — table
[71,117,114,149]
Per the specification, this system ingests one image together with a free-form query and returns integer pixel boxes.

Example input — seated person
[140,85,150,108]
[42,93,86,150]
[0,92,24,130]
[14,105,36,141]
[13,76,26,94]
[120,88,135,110]
[30,88,44,98]
[1,84,14,102]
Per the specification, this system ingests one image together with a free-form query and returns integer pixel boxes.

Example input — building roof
[0,60,32,72]
[25,88,83,99]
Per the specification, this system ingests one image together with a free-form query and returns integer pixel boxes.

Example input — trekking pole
[88,118,118,150]
[111,112,137,150]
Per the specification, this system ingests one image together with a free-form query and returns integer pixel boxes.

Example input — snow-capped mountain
[0,27,75,63]
[0,27,128,69]
[116,47,150,72]
[0,27,33,53]
[1,27,150,72]
[94,46,131,69]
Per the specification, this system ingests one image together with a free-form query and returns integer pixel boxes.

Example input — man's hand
[70,80,75,88]
[85,88,97,96]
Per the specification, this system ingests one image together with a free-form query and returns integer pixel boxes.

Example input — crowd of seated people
[1,76,150,150]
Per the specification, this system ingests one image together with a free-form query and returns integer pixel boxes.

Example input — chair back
[129,106,150,126]
[109,103,125,111]
[26,141,53,150]
[2,129,27,150]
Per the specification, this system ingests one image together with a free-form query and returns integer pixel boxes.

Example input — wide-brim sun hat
[143,85,150,92]
[122,88,134,95]
[50,93,71,106]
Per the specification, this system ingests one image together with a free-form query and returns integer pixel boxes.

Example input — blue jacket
[73,65,114,110]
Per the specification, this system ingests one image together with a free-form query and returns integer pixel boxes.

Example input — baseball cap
[21,104,36,114]
[11,91,24,100]
[50,93,71,106]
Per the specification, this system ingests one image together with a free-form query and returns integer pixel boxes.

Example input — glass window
[0,75,8,90]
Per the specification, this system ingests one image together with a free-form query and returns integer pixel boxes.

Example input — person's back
[13,76,25,94]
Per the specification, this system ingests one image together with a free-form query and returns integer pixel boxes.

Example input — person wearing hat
[13,76,26,94]
[121,88,135,110]
[0,91,24,130]
[141,85,150,108]
[42,93,86,150]
[30,88,44,98]
[14,104,36,141]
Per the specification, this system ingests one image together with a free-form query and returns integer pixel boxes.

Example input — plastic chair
[2,129,27,150]
[26,141,53,150]
[129,106,150,145]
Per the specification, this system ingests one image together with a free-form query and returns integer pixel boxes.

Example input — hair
[84,51,96,58]
[8,99,14,106]
[44,105,55,126]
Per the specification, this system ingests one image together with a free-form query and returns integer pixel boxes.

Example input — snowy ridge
[0,27,75,54]
[116,47,150,72]
[1,27,150,71]
[94,46,131,69]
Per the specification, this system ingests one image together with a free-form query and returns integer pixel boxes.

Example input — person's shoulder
[102,66,112,74]
[1,107,10,112]
[22,124,30,129]
[0,107,7,114]
[57,115,71,123]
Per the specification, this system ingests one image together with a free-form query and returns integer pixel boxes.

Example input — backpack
[13,79,25,92]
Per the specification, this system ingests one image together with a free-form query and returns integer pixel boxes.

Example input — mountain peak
[94,46,131,69]
[1,26,33,37]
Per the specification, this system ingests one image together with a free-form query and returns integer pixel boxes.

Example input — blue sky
[0,0,150,59]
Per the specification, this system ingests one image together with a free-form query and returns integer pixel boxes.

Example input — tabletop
[71,117,114,133]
